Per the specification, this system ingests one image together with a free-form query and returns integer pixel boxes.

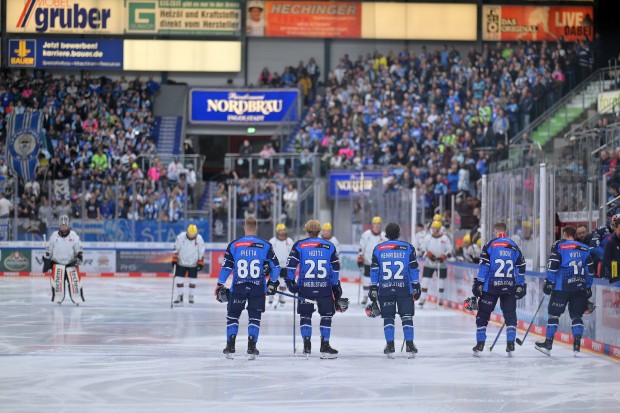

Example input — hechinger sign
[189,89,299,123]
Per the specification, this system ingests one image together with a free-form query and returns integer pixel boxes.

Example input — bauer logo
[8,0,124,34]
[8,39,36,67]
[128,1,156,31]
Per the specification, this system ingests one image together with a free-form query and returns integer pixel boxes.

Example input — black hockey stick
[276,291,317,303]
[516,296,545,345]
[170,264,176,309]
[489,322,506,351]
[293,292,297,354]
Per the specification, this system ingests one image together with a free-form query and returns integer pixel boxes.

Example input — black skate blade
[535,346,551,356]
[320,352,337,359]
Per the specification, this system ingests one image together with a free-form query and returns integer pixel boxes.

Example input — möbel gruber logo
[8,39,36,67]
[7,0,124,34]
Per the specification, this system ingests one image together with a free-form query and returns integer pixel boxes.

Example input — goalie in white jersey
[172,224,205,305]
[358,216,387,304]
[42,215,84,305]
[418,220,454,307]
[268,223,294,307]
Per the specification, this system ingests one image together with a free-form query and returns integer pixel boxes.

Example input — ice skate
[506,341,515,357]
[268,296,274,305]
[173,294,183,306]
[223,334,236,359]
[188,295,194,305]
[418,298,426,308]
[361,296,368,305]
[406,341,417,359]
[535,338,553,356]
[320,339,338,359]
[573,335,582,355]
[473,341,485,357]
[303,337,311,359]
[384,340,395,359]
[247,336,259,360]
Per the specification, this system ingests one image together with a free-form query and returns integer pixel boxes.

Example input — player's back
[480,237,524,294]
[228,235,272,286]
[550,239,592,291]
[372,240,416,296]
[292,237,339,297]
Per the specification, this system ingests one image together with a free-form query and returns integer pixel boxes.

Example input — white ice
[1,278,619,413]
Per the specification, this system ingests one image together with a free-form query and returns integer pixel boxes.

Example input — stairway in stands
[153,116,183,155]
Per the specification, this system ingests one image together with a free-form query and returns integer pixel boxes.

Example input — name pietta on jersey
[234,241,265,285]
[300,241,332,288]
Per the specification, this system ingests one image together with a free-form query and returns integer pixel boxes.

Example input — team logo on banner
[5,111,42,182]
[8,39,36,67]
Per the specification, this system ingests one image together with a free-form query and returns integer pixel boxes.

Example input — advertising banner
[598,90,620,115]
[189,89,299,123]
[482,5,594,42]
[125,0,240,36]
[116,249,171,273]
[7,38,123,70]
[6,0,124,34]
[0,249,31,272]
[327,170,384,199]
[247,1,361,38]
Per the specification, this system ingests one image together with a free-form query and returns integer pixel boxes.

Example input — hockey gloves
[172,255,179,268]
[42,256,52,273]
[425,252,437,262]
[542,279,555,295]
[439,254,447,263]
[464,296,479,311]
[266,280,280,295]
[585,287,592,299]
[197,259,204,271]
[332,282,343,300]
[335,297,350,313]
[472,279,484,297]
[215,283,230,303]
[412,282,421,301]
[515,283,527,300]
[368,285,379,302]
[357,256,364,268]
[285,278,299,294]
[76,252,83,266]
[365,301,381,318]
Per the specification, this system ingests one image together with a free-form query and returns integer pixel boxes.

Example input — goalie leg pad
[51,264,65,303]
[66,266,84,304]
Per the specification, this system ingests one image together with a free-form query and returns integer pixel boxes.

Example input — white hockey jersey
[46,230,82,266]
[269,236,294,267]
[421,233,453,269]
[413,230,427,254]
[359,230,387,265]
[320,235,340,253]
[174,232,205,267]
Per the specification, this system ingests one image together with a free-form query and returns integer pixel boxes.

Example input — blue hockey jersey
[547,239,594,291]
[218,235,280,293]
[370,240,419,296]
[286,237,339,298]
[477,237,526,295]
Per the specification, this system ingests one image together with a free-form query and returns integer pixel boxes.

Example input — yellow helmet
[371,216,382,224]
[463,233,471,244]
[276,223,287,232]
[523,220,532,228]
[322,222,332,231]
[187,224,198,236]
[476,238,482,246]
[433,214,443,222]
[431,220,442,230]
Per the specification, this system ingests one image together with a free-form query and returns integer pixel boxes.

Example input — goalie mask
[59,215,70,237]
[365,301,381,318]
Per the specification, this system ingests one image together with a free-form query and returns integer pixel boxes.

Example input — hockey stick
[489,323,505,352]
[293,293,297,354]
[357,266,363,304]
[276,291,316,303]
[516,296,546,346]
[170,264,176,309]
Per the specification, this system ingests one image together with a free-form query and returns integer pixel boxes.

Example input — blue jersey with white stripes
[218,235,280,293]
[478,237,526,295]
[370,240,419,296]
[287,237,340,298]
[547,239,594,291]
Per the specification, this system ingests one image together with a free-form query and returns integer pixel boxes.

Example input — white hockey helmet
[59,215,70,227]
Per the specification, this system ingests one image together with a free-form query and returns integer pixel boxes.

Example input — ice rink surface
[1,278,619,413]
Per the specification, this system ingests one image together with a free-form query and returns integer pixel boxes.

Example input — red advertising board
[482,5,594,42]
[254,1,361,38]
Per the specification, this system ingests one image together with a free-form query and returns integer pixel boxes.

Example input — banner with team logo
[5,111,43,182]
[6,0,124,34]
[125,0,241,36]
[482,5,594,42]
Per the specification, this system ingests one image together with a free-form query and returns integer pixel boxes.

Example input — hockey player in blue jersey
[472,222,526,356]
[535,225,594,356]
[285,219,349,359]
[215,217,281,360]
[368,223,421,359]
[588,217,614,276]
